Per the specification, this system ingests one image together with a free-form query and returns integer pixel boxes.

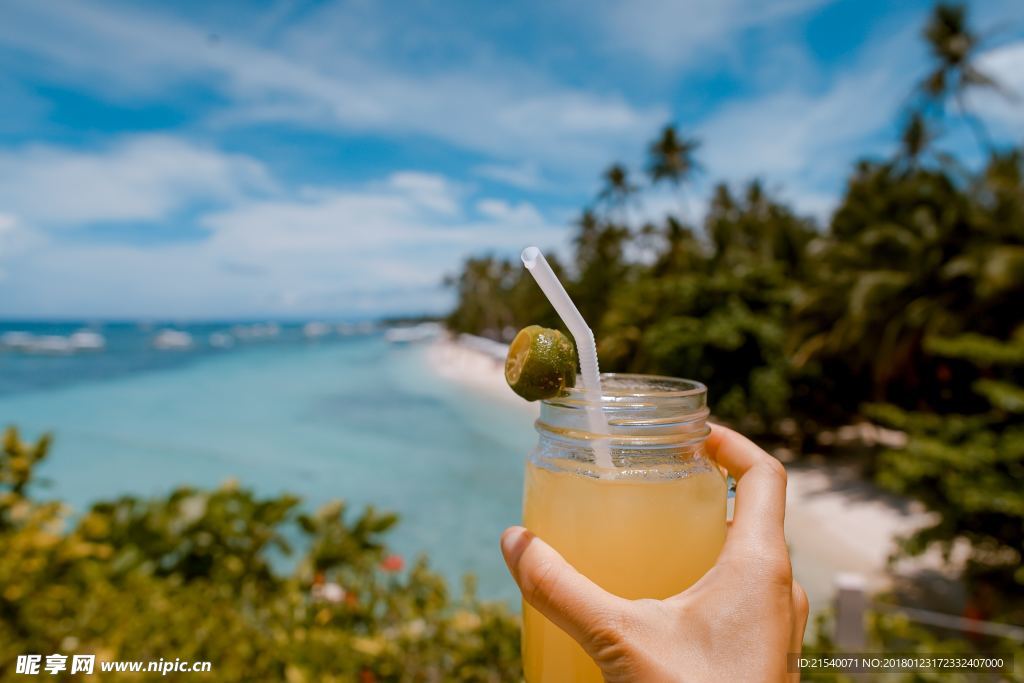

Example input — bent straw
[521,246,613,470]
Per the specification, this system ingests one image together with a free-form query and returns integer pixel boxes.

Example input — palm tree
[572,209,630,324]
[706,180,814,271]
[596,163,638,227]
[787,154,1022,408]
[652,216,703,276]
[444,256,515,338]
[647,126,700,221]
[919,3,1001,150]
[597,163,637,209]
[647,126,700,188]
[898,112,933,169]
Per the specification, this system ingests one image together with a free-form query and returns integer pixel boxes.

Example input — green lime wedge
[505,325,577,401]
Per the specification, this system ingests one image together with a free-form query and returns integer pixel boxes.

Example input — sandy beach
[425,333,536,412]
[425,332,938,615]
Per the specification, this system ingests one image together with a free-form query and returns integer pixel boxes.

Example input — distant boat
[230,324,253,340]
[303,322,331,339]
[69,330,106,351]
[2,330,104,354]
[0,331,35,351]
[28,335,75,354]
[152,329,194,350]
[208,332,235,349]
[336,322,378,335]
[230,322,280,340]
[385,322,442,344]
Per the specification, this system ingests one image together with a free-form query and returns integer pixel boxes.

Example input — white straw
[521,246,613,470]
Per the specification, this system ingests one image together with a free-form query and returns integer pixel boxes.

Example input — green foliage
[598,227,801,430]
[918,2,1001,151]
[444,254,565,341]
[791,155,1024,415]
[804,609,1024,682]
[0,427,521,682]
[924,331,1024,367]
[443,0,1024,651]
[444,71,1023,444]
[866,319,1024,612]
[647,126,699,188]
[446,176,814,431]
[571,209,632,327]
[790,146,1024,624]
[602,186,806,427]
[7,3,1019,676]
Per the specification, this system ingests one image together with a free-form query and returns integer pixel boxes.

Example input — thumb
[501,526,626,648]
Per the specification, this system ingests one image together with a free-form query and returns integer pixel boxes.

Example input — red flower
[380,554,404,573]
[359,669,376,683]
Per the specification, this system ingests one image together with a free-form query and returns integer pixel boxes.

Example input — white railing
[833,573,1024,649]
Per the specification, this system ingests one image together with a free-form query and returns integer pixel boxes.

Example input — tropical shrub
[0,427,521,682]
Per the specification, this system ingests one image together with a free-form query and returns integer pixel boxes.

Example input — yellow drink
[522,461,727,682]
[520,374,725,682]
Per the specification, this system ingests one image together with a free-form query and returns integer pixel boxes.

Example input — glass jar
[522,374,727,683]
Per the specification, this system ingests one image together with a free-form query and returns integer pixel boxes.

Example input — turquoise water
[0,328,531,601]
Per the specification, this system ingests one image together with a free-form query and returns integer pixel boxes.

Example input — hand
[501,424,809,682]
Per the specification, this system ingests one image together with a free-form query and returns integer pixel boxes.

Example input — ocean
[0,321,530,602]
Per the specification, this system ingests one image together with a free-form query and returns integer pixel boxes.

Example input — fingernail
[500,526,526,558]
[500,526,530,579]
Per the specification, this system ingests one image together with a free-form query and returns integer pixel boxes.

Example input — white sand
[784,463,936,613]
[423,333,935,614]
[424,333,537,413]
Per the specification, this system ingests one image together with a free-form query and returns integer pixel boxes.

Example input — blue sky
[0,0,1021,319]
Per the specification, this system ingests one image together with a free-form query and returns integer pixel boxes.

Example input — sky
[0,0,1022,319]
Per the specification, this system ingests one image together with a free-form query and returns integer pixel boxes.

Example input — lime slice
[505,325,577,401]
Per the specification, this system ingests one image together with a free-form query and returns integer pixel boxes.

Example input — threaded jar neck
[534,374,710,475]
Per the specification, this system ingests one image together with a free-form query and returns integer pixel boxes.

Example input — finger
[788,581,810,681]
[501,526,625,647]
[706,424,788,552]
[789,580,809,650]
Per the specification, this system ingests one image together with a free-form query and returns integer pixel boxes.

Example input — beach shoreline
[422,332,938,615]
[423,332,537,413]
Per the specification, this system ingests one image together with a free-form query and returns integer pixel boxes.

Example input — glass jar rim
[543,373,707,408]
[536,373,709,452]
[532,374,708,464]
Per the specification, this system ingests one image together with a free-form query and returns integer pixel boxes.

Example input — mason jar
[521,374,727,683]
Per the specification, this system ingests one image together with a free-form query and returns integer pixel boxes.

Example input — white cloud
[0,214,46,262]
[0,213,46,284]
[0,127,574,317]
[474,162,544,190]
[0,213,46,255]
[0,214,16,236]
[5,0,1017,318]
[686,20,921,219]
[475,199,547,225]
[0,0,664,172]
[697,65,899,180]
[692,33,1024,220]
[627,187,708,227]
[386,172,463,216]
[0,136,272,227]
[584,0,832,68]
[0,164,571,318]
[199,175,564,269]
[974,41,1024,134]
